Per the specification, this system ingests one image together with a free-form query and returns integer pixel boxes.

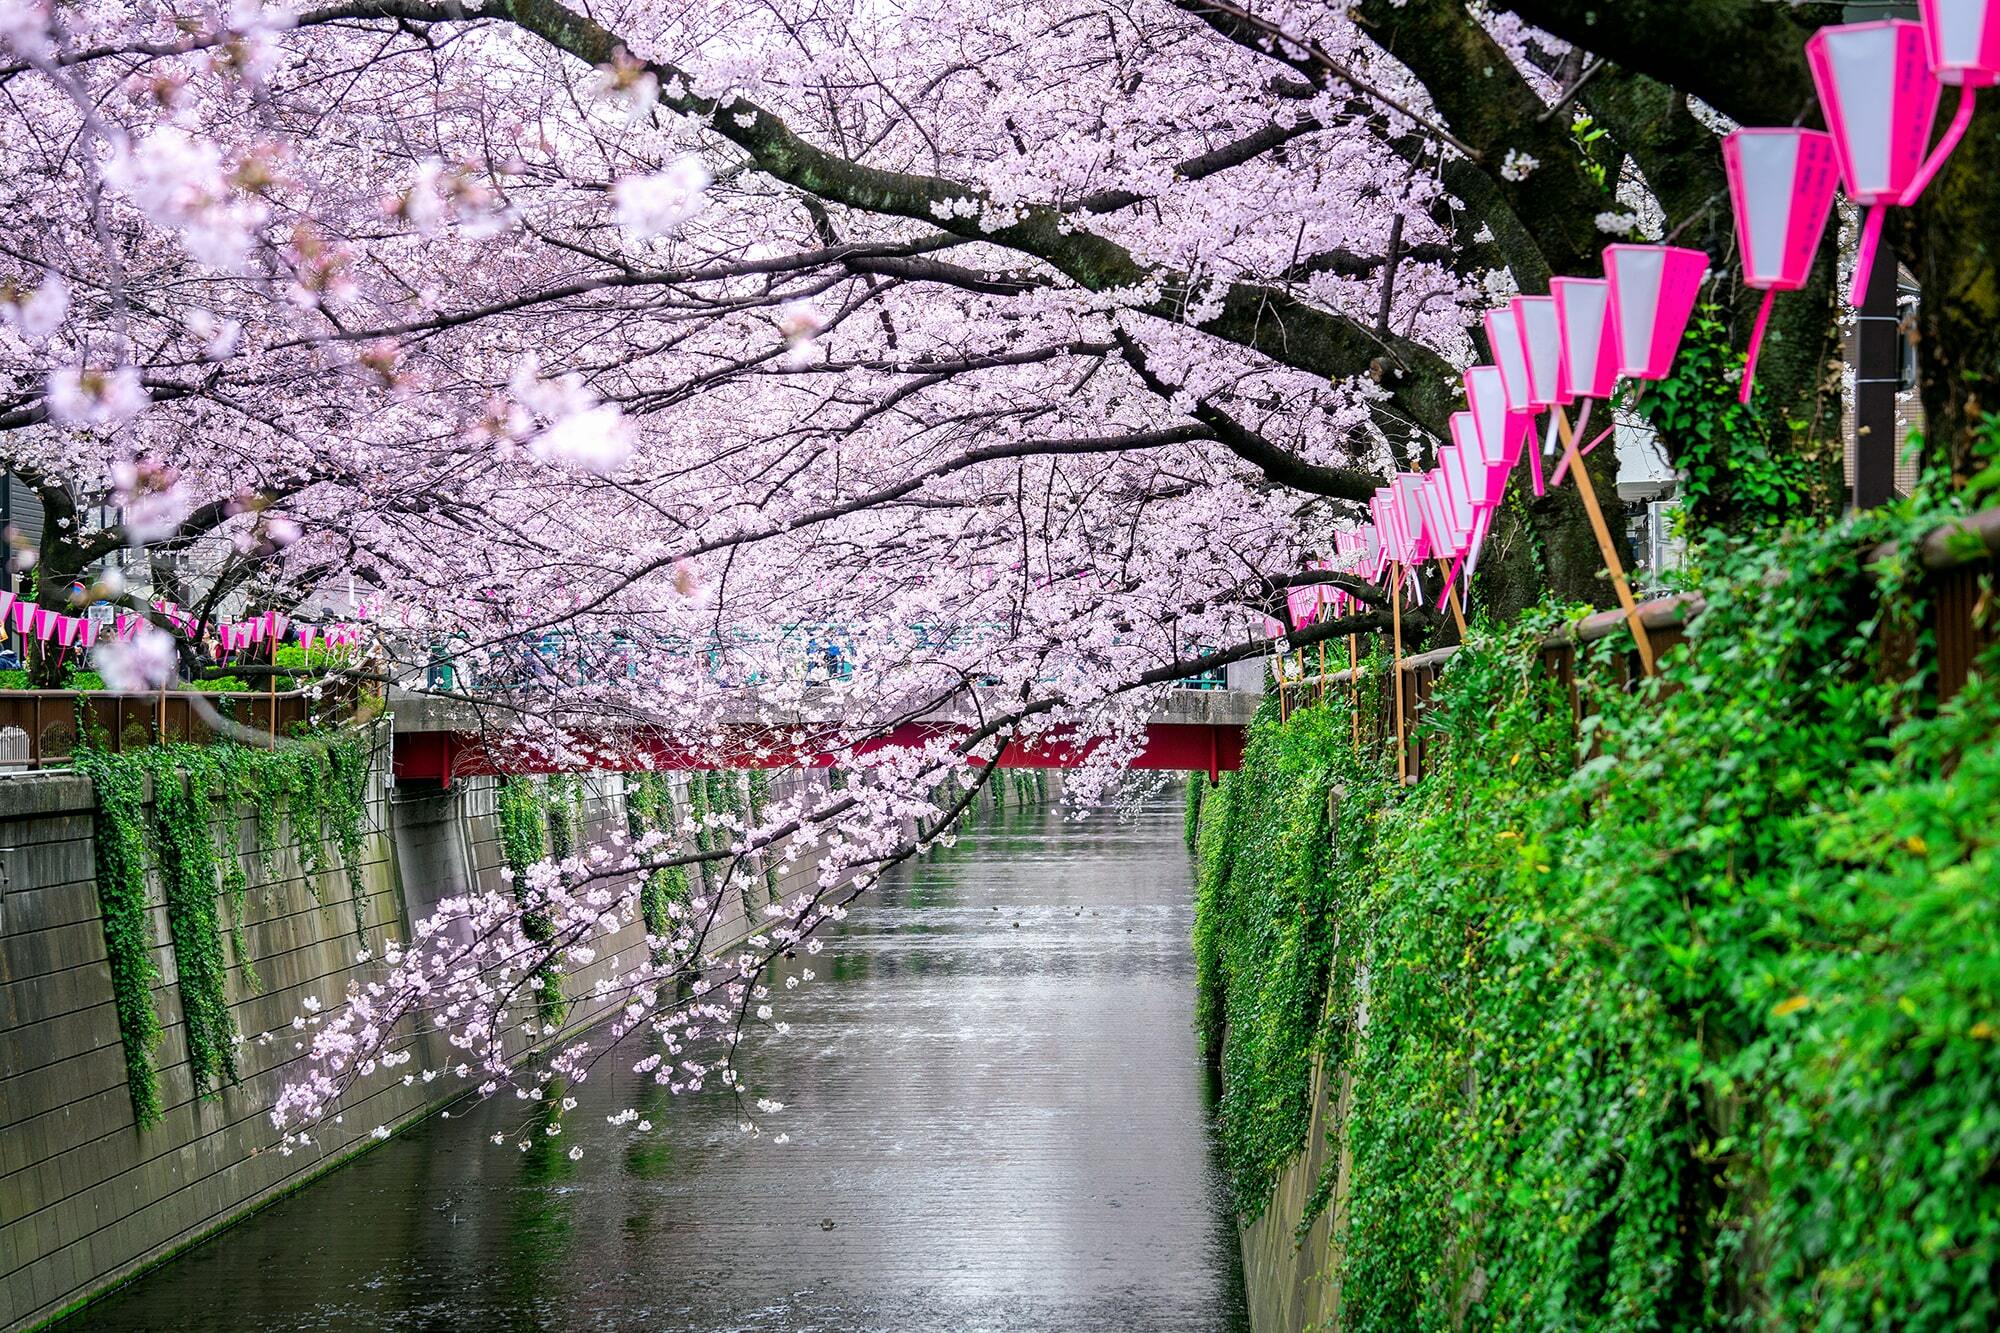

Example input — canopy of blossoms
[0,0,1689,1146]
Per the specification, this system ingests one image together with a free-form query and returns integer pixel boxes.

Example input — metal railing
[0,689,338,771]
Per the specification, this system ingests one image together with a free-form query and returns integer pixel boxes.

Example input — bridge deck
[389,687,1263,784]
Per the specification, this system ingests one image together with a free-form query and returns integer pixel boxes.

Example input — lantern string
[1738,287,1780,406]
[1901,84,1977,208]
[1527,413,1549,496]
[1849,204,1888,307]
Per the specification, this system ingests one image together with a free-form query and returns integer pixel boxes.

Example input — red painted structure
[393,718,1248,786]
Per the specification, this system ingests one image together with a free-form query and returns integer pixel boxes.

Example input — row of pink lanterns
[1736,0,1996,397]
[1292,0,1997,668]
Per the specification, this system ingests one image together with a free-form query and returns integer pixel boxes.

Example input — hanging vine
[146,748,240,1096]
[495,773,566,1028]
[75,749,165,1128]
[76,729,376,1125]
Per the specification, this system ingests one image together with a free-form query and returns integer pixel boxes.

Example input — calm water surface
[68,799,1250,1332]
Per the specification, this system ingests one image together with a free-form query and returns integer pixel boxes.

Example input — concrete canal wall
[1236,1049,1347,1333]
[0,752,860,1331]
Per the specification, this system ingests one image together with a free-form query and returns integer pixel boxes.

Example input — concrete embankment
[1235,1050,1346,1333]
[0,749,845,1331]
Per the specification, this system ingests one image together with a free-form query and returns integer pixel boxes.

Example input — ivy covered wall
[1193,509,2000,1330]
[76,732,374,1127]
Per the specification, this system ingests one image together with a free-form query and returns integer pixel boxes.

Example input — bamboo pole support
[1347,634,1360,754]
[1391,563,1407,785]
[268,631,278,743]
[1554,407,1657,676]
[1436,557,1467,637]
[1317,640,1327,705]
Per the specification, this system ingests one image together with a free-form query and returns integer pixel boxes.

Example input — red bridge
[389,690,1260,786]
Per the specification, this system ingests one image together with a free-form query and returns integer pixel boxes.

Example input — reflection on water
[67,799,1250,1332]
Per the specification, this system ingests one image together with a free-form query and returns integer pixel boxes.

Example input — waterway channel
[64,796,1250,1331]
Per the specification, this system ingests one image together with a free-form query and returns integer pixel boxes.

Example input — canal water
[67,798,1250,1331]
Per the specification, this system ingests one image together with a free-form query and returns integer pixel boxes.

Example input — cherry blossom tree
[1,0,1989,1146]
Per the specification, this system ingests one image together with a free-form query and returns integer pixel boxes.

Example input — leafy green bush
[1192,504,2000,1329]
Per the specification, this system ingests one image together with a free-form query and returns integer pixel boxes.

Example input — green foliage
[1191,677,1395,1217]
[747,768,780,899]
[77,731,375,1124]
[544,773,582,860]
[1182,774,1205,850]
[75,749,164,1127]
[496,775,566,1028]
[271,641,344,687]
[687,771,714,896]
[146,750,240,1094]
[1192,503,2000,1328]
[623,771,690,961]
[1632,302,1829,526]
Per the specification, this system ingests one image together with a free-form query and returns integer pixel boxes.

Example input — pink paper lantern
[1285,586,1319,631]
[1922,0,2000,84]
[1722,127,1840,402]
[1605,244,1709,382]
[1371,490,1400,566]
[1393,473,1432,564]
[1510,295,1567,496]
[1482,307,1535,415]
[1464,365,1530,477]
[1806,20,1942,303]
[1551,277,1618,401]
[1900,1,1999,208]
[1437,444,1477,550]
[1510,296,1569,409]
[1724,129,1840,292]
[1419,473,1454,561]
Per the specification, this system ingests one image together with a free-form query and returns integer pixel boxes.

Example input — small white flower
[1500,149,1540,182]
[611,157,710,239]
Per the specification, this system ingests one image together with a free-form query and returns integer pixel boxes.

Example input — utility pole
[1847,1,1916,512]
[1853,240,1901,510]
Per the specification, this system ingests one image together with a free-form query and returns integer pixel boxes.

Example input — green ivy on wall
[687,771,714,897]
[496,774,567,1029]
[1190,503,2000,1330]
[624,772,690,961]
[77,750,165,1127]
[77,730,375,1127]
[747,768,780,901]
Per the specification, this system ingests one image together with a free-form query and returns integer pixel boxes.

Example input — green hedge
[1191,508,2000,1329]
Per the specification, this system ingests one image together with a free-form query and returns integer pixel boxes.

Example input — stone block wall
[0,755,837,1332]
[0,742,434,1331]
